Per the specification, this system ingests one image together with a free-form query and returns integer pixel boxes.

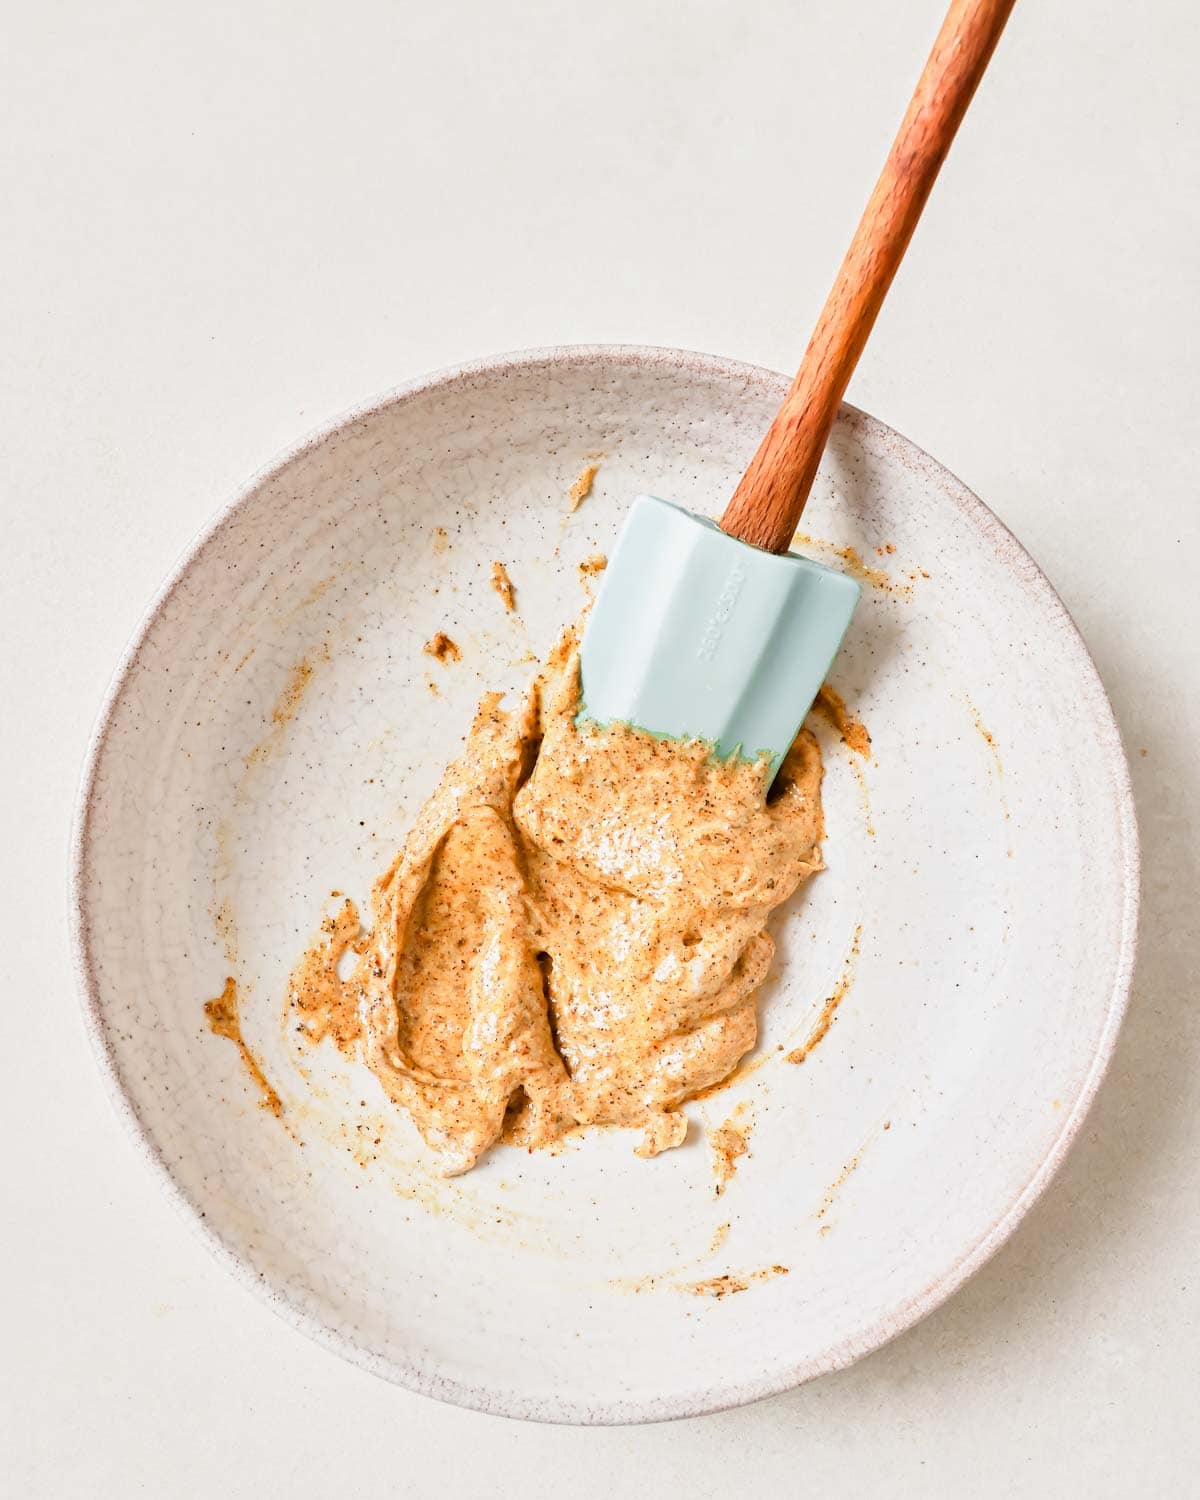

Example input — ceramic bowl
[71,346,1138,1423]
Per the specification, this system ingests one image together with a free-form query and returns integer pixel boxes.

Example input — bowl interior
[74,348,1136,1422]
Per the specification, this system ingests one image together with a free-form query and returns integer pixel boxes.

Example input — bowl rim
[69,342,1141,1425]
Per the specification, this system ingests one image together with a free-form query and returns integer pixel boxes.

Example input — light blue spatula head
[579,495,861,778]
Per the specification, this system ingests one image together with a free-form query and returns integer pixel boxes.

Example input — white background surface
[2,0,1197,1494]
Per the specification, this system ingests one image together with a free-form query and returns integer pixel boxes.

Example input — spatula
[580,0,1015,776]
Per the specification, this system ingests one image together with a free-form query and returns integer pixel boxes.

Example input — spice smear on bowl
[567,463,599,512]
[205,977,282,1117]
[423,632,461,664]
[490,560,517,612]
[287,627,825,1174]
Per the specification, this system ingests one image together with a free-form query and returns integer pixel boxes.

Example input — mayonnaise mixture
[288,629,825,1174]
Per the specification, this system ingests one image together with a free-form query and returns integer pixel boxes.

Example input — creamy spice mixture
[288,628,825,1175]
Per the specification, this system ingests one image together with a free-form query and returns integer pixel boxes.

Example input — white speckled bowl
[71,346,1138,1424]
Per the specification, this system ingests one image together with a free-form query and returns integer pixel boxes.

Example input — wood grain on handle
[720,0,1016,554]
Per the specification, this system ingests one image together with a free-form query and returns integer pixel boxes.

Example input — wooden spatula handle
[720,0,1016,554]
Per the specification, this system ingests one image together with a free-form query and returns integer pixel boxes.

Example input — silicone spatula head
[578,0,1014,776]
[579,496,859,777]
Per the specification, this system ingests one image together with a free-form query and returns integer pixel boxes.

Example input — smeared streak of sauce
[710,1114,751,1196]
[273,657,317,726]
[567,462,599,512]
[213,898,237,965]
[302,573,338,608]
[211,819,240,979]
[233,646,256,674]
[816,1117,889,1225]
[423,631,461,664]
[691,1049,773,1101]
[245,643,330,765]
[490,560,517,612]
[970,701,1007,788]
[793,531,912,597]
[432,526,449,556]
[970,703,1000,761]
[204,978,283,1117]
[966,697,1013,844]
[682,1265,790,1299]
[817,1148,865,1221]
[619,1260,789,1298]
[289,898,363,1050]
[849,758,875,836]
[814,685,873,835]
[786,924,863,1065]
[708,1221,731,1255]
[814,684,871,759]
[577,552,609,601]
